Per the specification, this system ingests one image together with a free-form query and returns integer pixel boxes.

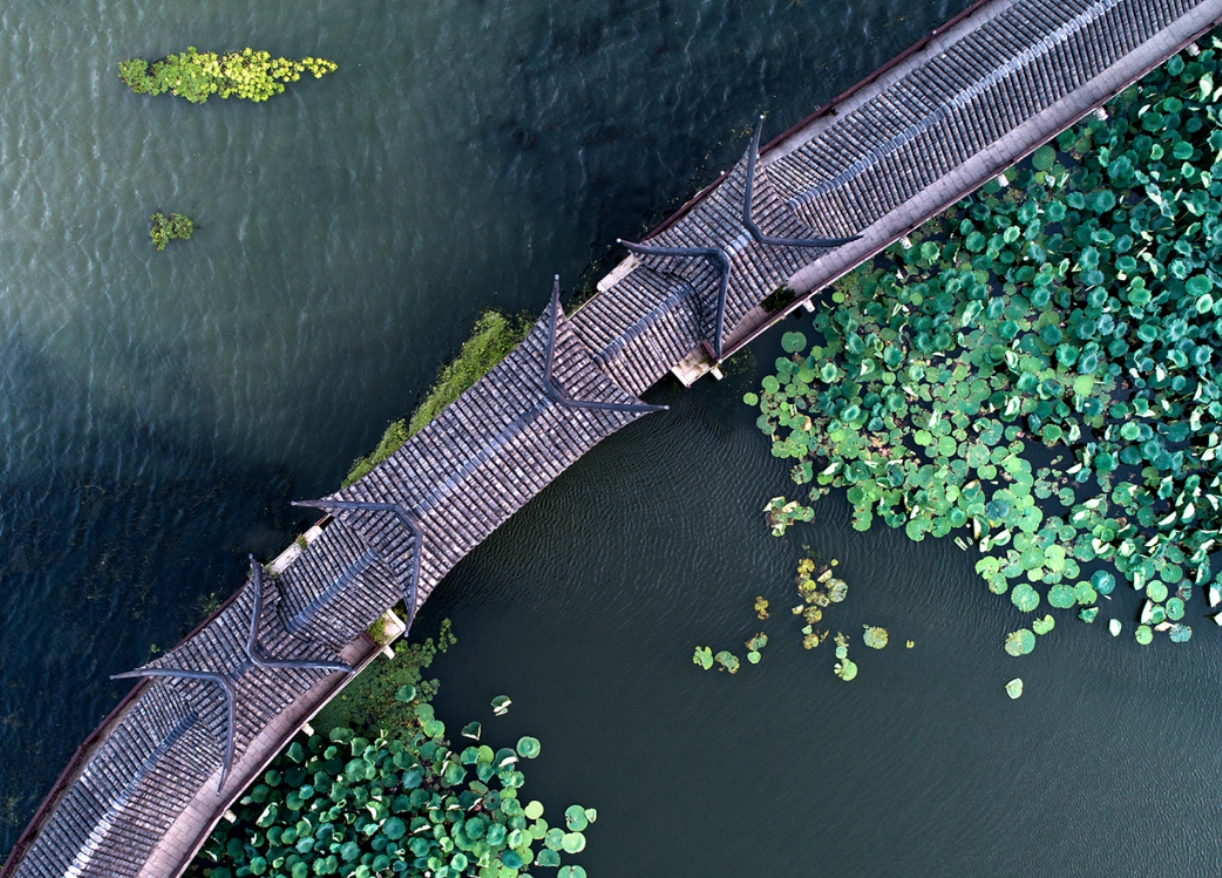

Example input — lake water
[5,0,1222,874]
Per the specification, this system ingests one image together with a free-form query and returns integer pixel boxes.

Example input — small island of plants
[118,48,337,104]
[149,212,194,251]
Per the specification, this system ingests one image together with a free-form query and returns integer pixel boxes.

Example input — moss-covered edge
[340,309,533,488]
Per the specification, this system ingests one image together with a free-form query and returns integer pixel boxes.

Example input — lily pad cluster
[197,715,593,878]
[832,632,857,681]
[746,39,1222,651]
[791,556,846,649]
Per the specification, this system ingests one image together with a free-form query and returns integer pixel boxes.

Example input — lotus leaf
[462,721,482,741]
[558,867,588,878]
[1011,583,1040,612]
[1048,584,1076,609]
[562,831,587,853]
[1005,678,1024,699]
[715,651,740,674]
[833,659,858,681]
[1170,623,1193,643]
[1004,628,1036,656]
[1166,597,1185,621]
[502,850,523,869]
[1135,625,1153,646]
[394,684,417,703]
[782,331,807,353]
[565,804,589,831]
[1032,614,1055,636]
[516,737,541,759]
[1078,606,1099,623]
[1109,618,1122,637]
[1146,580,1169,603]
[1091,570,1116,595]
[692,646,713,670]
[862,626,889,649]
[491,695,512,715]
[537,850,562,868]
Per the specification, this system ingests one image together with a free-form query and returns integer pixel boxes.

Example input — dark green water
[5,0,1222,874]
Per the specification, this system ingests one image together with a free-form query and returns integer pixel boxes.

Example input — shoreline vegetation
[118,48,337,104]
[342,310,532,487]
[746,37,1222,667]
[149,212,193,250]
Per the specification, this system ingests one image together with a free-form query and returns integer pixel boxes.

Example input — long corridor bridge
[5,0,1221,875]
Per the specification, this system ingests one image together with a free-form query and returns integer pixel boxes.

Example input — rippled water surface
[5,1,1222,874]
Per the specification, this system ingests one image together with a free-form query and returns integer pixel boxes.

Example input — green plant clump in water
[313,619,455,740]
[195,720,594,878]
[149,212,193,250]
[747,40,1222,651]
[118,48,337,103]
[342,310,532,487]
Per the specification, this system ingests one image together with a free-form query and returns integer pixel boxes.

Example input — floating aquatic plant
[693,646,714,670]
[749,39,1222,657]
[196,714,593,878]
[1004,628,1036,657]
[745,632,768,664]
[491,695,512,715]
[862,625,889,649]
[755,596,771,619]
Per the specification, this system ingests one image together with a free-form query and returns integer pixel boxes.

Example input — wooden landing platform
[667,0,1222,386]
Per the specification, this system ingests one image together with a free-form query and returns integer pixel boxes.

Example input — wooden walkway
[6,1,1222,876]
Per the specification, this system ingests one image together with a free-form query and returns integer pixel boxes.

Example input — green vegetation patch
[197,713,593,878]
[748,38,1222,656]
[341,310,532,487]
[313,619,455,740]
[119,48,337,103]
[149,212,193,250]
